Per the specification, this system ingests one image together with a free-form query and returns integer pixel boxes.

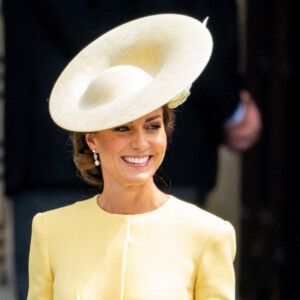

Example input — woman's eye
[148,123,161,130]
[114,126,130,132]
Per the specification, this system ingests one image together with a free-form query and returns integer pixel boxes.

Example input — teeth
[123,156,150,164]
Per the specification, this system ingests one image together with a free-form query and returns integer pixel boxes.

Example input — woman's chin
[120,172,155,187]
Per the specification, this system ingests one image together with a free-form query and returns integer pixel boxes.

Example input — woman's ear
[85,133,96,151]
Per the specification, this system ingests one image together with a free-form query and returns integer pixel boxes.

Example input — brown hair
[70,105,175,186]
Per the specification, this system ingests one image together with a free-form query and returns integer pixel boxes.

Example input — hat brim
[49,14,213,132]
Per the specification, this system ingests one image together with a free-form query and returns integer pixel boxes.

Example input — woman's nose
[131,130,149,150]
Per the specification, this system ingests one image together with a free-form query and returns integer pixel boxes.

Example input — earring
[93,149,100,166]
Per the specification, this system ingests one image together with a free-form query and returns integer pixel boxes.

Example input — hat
[49,14,213,132]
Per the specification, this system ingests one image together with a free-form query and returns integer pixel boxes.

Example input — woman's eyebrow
[127,114,162,125]
[145,115,162,122]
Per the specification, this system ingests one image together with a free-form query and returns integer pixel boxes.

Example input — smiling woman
[71,105,174,188]
[85,107,168,214]
[27,14,236,300]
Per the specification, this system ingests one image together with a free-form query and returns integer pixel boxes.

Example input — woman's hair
[70,105,175,186]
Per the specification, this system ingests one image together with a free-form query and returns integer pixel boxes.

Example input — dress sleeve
[27,213,53,300]
[195,221,236,299]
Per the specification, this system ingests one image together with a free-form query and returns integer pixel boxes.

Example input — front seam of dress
[120,216,132,300]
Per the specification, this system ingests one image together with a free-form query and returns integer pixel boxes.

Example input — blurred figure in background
[3,0,261,299]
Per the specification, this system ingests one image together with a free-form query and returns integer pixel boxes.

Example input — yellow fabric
[27,195,236,300]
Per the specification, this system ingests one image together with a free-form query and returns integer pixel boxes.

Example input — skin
[224,90,262,151]
[85,107,169,214]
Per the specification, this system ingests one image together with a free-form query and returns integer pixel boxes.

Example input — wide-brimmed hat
[49,14,213,132]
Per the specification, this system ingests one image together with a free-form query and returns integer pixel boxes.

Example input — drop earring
[93,149,100,166]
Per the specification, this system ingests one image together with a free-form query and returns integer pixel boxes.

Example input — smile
[122,156,151,164]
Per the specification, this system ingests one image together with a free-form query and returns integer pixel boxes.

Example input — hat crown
[79,65,153,110]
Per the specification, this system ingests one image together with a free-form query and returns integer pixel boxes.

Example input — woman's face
[86,108,167,188]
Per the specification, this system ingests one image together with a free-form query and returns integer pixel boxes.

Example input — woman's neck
[97,179,168,215]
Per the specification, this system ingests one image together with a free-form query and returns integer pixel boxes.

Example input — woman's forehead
[122,107,163,125]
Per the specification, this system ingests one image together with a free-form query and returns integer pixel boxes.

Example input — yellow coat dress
[27,195,236,299]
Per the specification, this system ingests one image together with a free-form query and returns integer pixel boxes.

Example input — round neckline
[91,194,173,218]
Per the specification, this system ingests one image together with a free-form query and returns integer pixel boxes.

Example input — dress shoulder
[164,198,236,299]
[168,196,235,233]
[31,195,98,232]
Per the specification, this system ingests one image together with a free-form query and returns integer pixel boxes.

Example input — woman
[28,14,236,299]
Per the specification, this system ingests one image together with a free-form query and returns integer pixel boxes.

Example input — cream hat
[49,14,213,132]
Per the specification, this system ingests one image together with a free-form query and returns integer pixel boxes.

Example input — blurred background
[0,0,298,299]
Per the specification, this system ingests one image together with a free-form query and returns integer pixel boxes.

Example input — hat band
[167,84,192,109]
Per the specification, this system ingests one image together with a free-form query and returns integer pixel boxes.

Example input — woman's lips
[122,155,152,167]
